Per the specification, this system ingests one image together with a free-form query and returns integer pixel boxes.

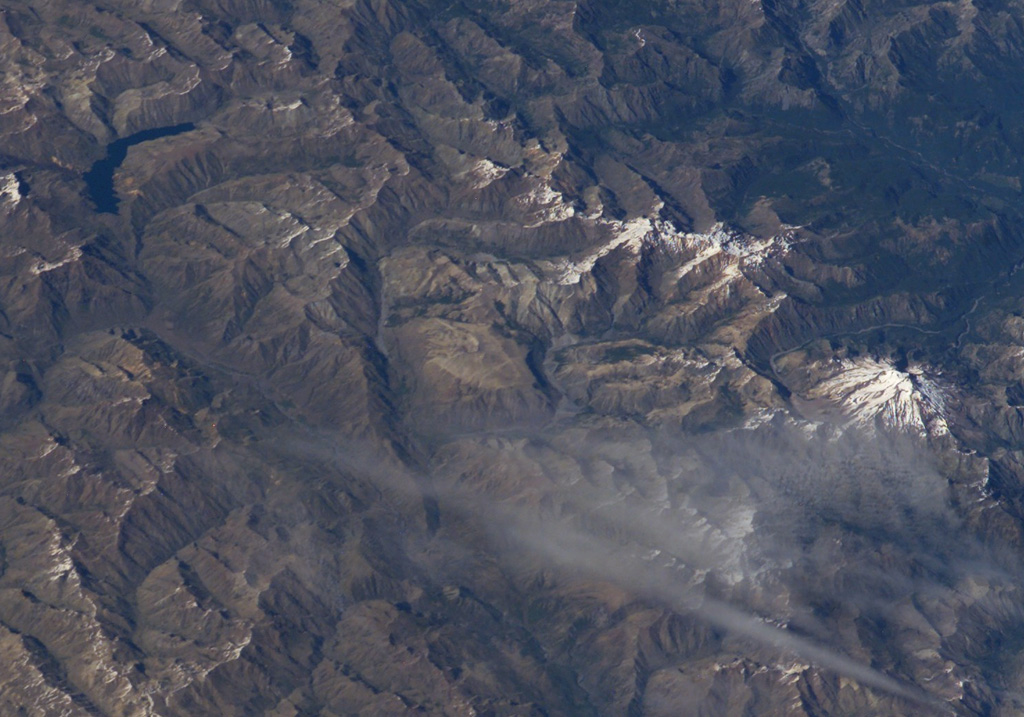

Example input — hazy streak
[491,503,948,711]
[268,430,954,711]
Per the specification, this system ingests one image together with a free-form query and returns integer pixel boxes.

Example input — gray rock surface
[3,0,1024,713]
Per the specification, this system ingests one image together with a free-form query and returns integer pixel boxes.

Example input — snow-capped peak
[804,358,949,435]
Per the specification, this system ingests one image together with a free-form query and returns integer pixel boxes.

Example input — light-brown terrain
[4,0,1024,713]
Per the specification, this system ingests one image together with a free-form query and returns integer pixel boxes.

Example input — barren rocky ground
[4,0,1024,714]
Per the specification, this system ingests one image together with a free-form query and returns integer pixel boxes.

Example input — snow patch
[547,217,652,284]
[807,358,949,435]
[272,99,304,111]
[516,183,575,227]
[741,408,784,430]
[469,158,508,189]
[657,221,795,278]
[30,245,82,275]
[540,218,795,287]
[0,172,20,208]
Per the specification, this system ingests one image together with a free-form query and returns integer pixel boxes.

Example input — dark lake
[84,122,195,214]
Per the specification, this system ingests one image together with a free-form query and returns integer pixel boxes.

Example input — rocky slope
[3,0,1024,714]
